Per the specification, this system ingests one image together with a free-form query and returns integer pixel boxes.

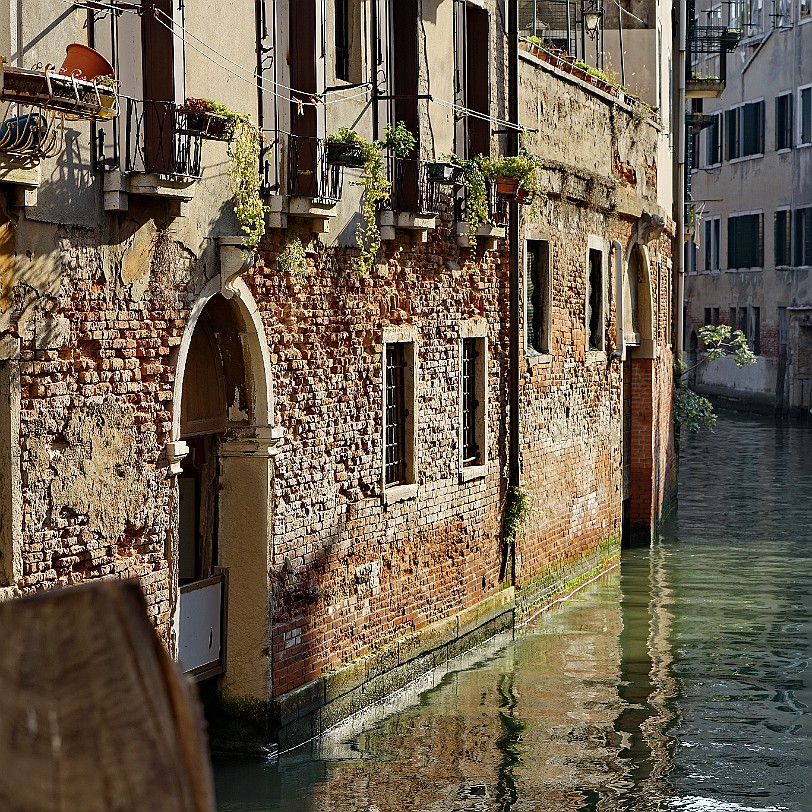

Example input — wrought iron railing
[124,98,203,178]
[286,133,341,201]
[456,182,505,227]
[0,101,62,161]
[385,157,439,215]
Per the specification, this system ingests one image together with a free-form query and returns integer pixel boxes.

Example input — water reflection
[214,413,812,811]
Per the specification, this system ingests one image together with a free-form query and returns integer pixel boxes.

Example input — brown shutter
[392,0,419,211]
[141,0,175,173]
[289,0,318,196]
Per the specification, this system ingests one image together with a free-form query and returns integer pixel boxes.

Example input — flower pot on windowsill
[59,44,115,81]
[495,176,521,198]
[179,110,235,141]
[426,161,463,185]
[326,141,365,167]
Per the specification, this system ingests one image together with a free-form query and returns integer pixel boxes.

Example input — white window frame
[459,320,488,482]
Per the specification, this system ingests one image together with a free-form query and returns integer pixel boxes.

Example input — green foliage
[504,485,532,546]
[228,118,268,247]
[697,324,757,367]
[443,153,490,244]
[326,121,416,273]
[482,149,545,218]
[673,326,757,433]
[674,380,717,433]
[278,234,307,276]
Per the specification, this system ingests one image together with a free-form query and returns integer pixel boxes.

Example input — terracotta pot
[60,44,114,81]
[495,176,520,196]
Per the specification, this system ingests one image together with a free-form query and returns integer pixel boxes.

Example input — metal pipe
[674,0,687,361]
[612,240,625,361]
[508,0,521,500]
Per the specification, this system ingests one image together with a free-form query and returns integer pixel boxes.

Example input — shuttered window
[727,213,763,268]
[794,207,812,266]
[775,93,793,151]
[775,210,792,266]
[800,86,812,145]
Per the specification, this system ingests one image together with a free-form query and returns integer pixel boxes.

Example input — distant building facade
[685,0,812,413]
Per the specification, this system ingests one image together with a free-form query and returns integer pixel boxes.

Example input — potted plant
[94,74,118,119]
[325,127,366,167]
[324,121,416,272]
[425,160,464,185]
[482,152,543,204]
[441,153,490,243]
[178,98,240,141]
[59,44,115,81]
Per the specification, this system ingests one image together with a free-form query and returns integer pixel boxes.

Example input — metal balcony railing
[124,98,203,178]
[286,133,341,201]
[456,182,506,227]
[385,157,438,215]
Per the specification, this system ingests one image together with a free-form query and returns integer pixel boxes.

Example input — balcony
[101,98,203,212]
[178,569,228,681]
[686,1,742,99]
[379,158,438,243]
[455,183,506,250]
[286,133,340,235]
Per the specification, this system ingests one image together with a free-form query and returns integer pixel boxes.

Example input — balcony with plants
[686,0,741,98]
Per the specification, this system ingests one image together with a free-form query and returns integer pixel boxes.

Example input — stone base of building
[514,536,621,620]
[204,541,634,754]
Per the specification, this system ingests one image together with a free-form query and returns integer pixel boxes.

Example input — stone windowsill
[460,464,487,483]
[382,482,418,506]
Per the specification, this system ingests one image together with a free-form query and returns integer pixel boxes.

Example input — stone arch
[170,276,279,703]
[624,242,655,359]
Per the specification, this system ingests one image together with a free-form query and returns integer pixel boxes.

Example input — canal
[214,411,812,811]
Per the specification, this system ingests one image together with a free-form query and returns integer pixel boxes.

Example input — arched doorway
[172,280,278,702]
[621,243,656,547]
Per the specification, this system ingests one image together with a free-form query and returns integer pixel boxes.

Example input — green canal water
[214,412,812,811]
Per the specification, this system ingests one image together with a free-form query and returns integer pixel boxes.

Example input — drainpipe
[674,0,687,362]
[507,0,520,585]
[611,240,625,362]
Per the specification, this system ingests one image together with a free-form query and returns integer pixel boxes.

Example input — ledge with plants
[325,121,416,273]
[177,98,242,141]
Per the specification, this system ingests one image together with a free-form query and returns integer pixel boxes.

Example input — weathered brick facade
[0,0,676,747]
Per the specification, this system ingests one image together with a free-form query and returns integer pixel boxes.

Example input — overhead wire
[144,5,526,132]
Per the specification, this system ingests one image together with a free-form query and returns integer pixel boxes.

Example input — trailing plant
[503,485,532,546]
[178,97,243,131]
[674,324,757,434]
[278,234,307,277]
[443,153,490,244]
[228,117,268,247]
[326,121,416,273]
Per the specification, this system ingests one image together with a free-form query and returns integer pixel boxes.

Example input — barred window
[459,329,488,478]
[384,343,409,487]
[461,339,481,466]
[526,240,550,355]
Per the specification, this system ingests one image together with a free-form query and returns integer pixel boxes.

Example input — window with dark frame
[800,86,812,146]
[461,338,481,467]
[728,213,764,268]
[705,113,722,166]
[775,209,792,266]
[384,343,408,487]
[795,207,812,266]
[776,93,793,151]
[587,248,604,351]
[704,217,720,270]
[712,307,720,325]
[750,306,761,354]
[526,240,550,355]
[725,101,765,159]
[335,0,350,81]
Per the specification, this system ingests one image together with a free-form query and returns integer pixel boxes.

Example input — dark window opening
[385,343,408,487]
[335,0,350,81]
[776,93,793,151]
[750,306,761,354]
[526,240,550,355]
[455,4,490,158]
[461,338,481,466]
[775,209,792,266]
[705,112,721,165]
[729,306,737,330]
[712,307,720,325]
[587,248,604,351]
[728,213,763,268]
[704,307,712,326]
[795,207,812,266]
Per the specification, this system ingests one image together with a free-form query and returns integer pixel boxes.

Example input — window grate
[385,343,408,486]
[461,339,480,466]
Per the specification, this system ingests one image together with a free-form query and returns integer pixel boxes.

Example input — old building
[684,0,812,413]
[0,0,675,748]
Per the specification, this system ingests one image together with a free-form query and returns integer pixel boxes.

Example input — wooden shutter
[141,0,174,173]
[392,0,419,211]
[290,0,318,196]
[466,7,490,158]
